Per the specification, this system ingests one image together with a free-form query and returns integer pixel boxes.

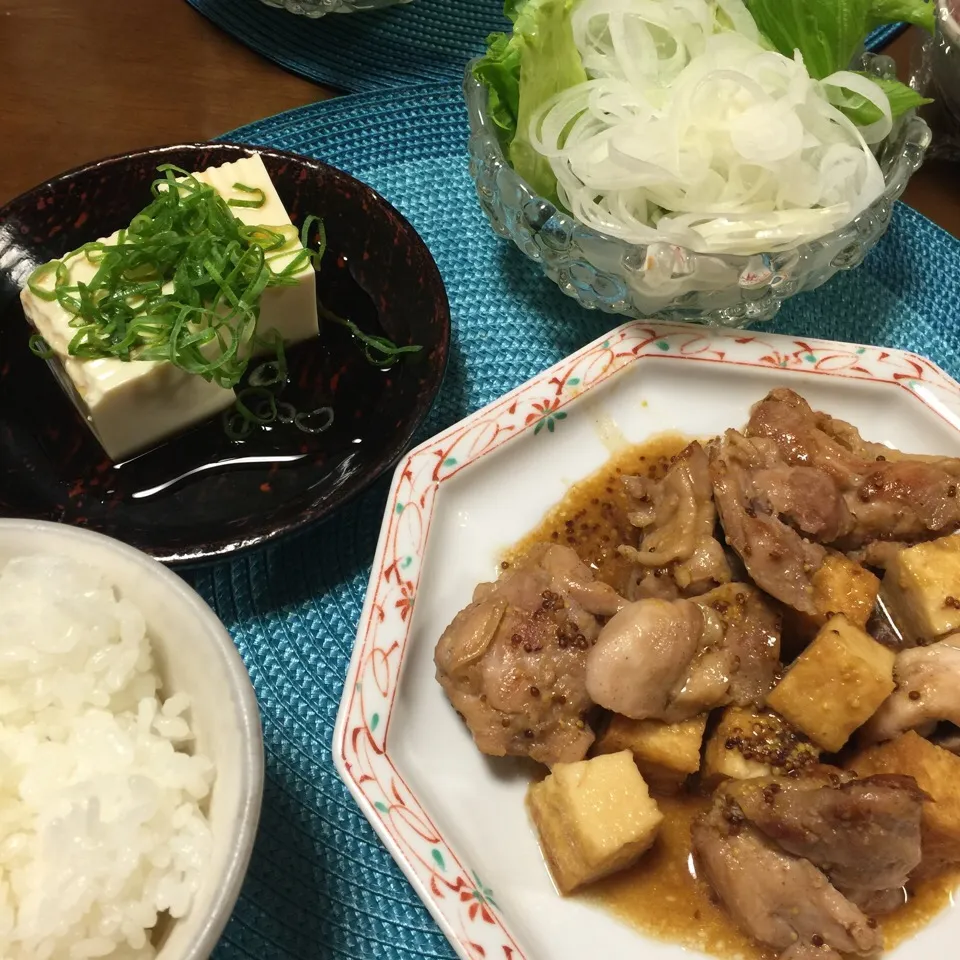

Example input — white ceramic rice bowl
[0,519,264,960]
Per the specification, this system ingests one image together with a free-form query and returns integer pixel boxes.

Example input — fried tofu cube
[812,553,880,628]
[702,706,819,787]
[882,536,960,645]
[766,615,895,752]
[527,750,663,894]
[850,731,960,876]
[594,714,707,793]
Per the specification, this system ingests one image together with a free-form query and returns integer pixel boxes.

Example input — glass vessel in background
[259,0,411,16]
[465,56,932,328]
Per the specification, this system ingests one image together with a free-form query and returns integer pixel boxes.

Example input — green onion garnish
[24,165,312,390]
[228,182,267,209]
[28,335,54,359]
[319,306,421,369]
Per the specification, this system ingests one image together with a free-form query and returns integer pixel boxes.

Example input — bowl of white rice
[0,519,264,960]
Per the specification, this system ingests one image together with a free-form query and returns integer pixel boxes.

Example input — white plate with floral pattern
[332,320,960,960]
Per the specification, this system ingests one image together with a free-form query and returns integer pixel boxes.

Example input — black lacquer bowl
[0,143,450,564]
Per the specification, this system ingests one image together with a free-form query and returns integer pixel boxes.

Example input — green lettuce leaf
[744,0,873,79]
[509,0,587,203]
[867,0,936,33]
[827,75,933,125]
[474,0,586,204]
[474,31,523,148]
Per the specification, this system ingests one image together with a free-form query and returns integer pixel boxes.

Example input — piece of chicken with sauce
[692,797,883,960]
[619,441,732,601]
[434,543,626,766]
[747,388,960,551]
[584,581,780,723]
[722,769,925,914]
[860,635,960,745]
[692,767,925,958]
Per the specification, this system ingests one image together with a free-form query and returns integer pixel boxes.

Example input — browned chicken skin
[585,582,780,722]
[434,543,626,766]
[692,794,883,959]
[722,770,925,913]
[710,431,830,616]
[861,636,960,745]
[620,441,732,600]
[747,389,960,551]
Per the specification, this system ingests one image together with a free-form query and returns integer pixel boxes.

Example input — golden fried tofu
[702,706,819,787]
[812,553,879,628]
[766,615,895,752]
[594,714,707,793]
[850,731,960,876]
[882,536,960,645]
[527,750,663,894]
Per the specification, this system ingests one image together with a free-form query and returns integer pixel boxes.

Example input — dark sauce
[505,434,960,960]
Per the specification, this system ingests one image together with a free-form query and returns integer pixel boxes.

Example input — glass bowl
[464,55,932,327]
[258,0,411,16]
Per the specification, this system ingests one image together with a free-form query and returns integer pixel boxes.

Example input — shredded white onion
[530,0,889,255]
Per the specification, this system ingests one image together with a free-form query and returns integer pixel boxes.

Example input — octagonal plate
[333,320,960,960]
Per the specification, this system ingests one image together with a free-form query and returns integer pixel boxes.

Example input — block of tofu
[19,154,318,461]
[594,714,706,793]
[189,155,318,349]
[766,615,895,752]
[702,706,819,787]
[881,536,960,645]
[526,751,663,894]
[812,553,880,628]
[851,731,960,876]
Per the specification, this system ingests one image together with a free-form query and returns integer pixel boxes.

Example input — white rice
[0,555,214,960]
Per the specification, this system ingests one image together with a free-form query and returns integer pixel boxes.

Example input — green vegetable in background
[744,0,935,127]
[744,0,873,80]
[474,0,587,205]
[826,74,933,126]
[867,0,936,33]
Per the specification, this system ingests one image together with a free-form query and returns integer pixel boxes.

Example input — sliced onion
[820,70,894,145]
[526,0,887,255]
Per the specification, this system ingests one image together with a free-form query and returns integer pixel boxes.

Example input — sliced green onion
[300,215,327,269]
[28,334,54,359]
[228,182,267,209]
[223,409,255,441]
[295,407,335,434]
[319,306,422,369]
[27,261,68,301]
[235,387,278,426]
[24,164,317,390]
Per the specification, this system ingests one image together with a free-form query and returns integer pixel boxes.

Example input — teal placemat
[189,81,960,959]
[185,0,908,93]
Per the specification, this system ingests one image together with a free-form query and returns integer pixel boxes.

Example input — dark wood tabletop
[2,2,958,237]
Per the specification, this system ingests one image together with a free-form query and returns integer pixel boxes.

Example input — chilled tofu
[702,706,819,787]
[19,154,318,461]
[766,615,895,752]
[851,731,960,877]
[881,536,960,645]
[21,247,236,461]
[594,714,706,794]
[190,155,318,349]
[527,751,663,894]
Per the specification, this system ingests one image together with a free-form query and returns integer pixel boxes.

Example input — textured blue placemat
[187,81,960,959]
[185,0,908,93]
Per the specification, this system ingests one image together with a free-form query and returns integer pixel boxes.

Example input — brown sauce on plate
[505,433,960,959]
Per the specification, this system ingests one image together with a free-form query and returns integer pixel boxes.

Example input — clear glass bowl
[464,55,933,326]
[259,0,411,16]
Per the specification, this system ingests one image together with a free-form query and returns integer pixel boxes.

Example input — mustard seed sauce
[503,433,960,959]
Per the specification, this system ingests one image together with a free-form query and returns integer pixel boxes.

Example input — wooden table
[2,2,958,237]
